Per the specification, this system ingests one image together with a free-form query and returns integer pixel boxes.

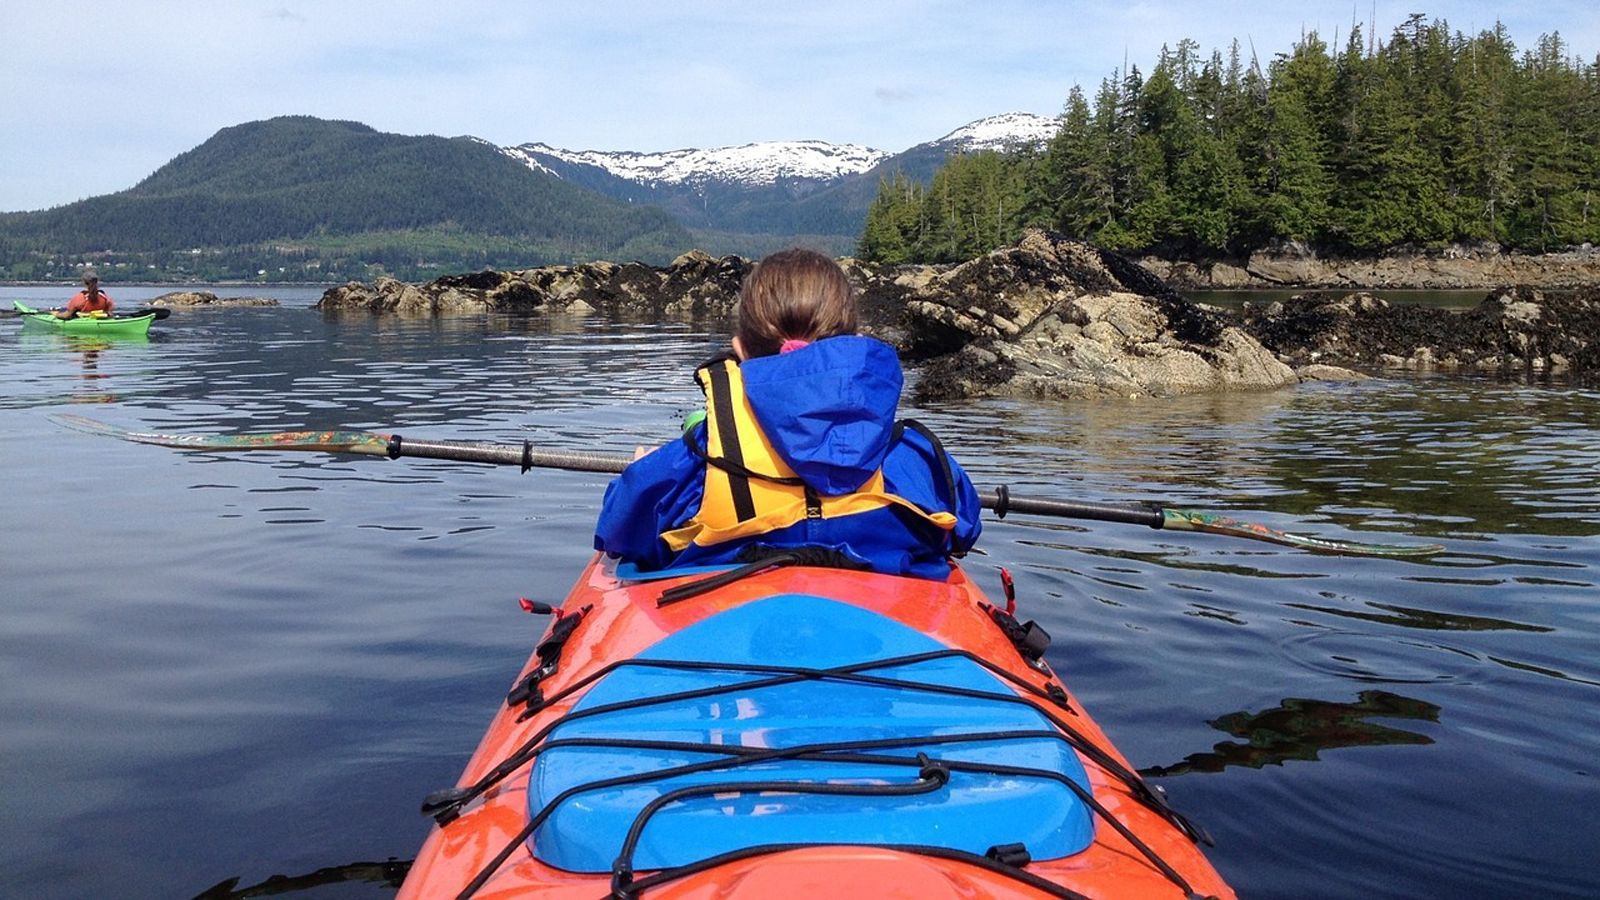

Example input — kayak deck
[401,558,1234,899]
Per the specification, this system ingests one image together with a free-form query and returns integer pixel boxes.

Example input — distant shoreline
[7,243,1599,294]
[1137,245,1599,291]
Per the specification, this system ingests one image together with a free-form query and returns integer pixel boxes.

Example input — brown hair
[735,248,857,358]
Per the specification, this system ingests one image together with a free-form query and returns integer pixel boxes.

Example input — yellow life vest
[660,357,957,552]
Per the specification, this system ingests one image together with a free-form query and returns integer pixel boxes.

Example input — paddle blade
[1161,508,1443,557]
[52,414,394,456]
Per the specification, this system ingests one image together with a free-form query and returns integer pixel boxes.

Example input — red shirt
[66,289,115,315]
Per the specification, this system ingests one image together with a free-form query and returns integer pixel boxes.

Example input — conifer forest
[859,16,1600,263]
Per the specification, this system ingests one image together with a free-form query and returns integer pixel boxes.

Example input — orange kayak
[400,555,1235,899]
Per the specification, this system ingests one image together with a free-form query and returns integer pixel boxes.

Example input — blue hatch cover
[527,594,1094,872]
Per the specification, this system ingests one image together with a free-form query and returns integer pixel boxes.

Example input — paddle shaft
[4,306,168,320]
[976,489,1163,528]
[393,436,1160,525]
[391,436,630,474]
[397,440,1439,554]
[49,414,1443,557]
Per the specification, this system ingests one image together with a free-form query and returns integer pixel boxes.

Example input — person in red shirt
[56,271,115,319]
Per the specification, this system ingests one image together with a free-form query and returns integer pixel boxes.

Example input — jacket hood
[738,335,901,495]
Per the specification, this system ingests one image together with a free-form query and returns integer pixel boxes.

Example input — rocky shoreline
[1137,243,1600,290]
[315,232,1597,397]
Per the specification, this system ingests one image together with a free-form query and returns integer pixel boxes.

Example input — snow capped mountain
[490,112,1065,256]
[505,140,889,188]
[502,113,1059,190]
[928,112,1062,152]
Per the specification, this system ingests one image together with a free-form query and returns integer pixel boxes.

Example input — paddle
[5,304,171,320]
[49,414,1444,557]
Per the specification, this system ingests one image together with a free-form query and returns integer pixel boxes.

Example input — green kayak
[13,301,159,336]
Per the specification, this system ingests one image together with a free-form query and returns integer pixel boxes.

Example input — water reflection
[943,377,1600,543]
[1284,600,1554,633]
[1140,690,1440,777]
[9,331,157,407]
[193,859,411,898]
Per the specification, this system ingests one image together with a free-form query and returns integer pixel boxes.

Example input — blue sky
[3,1,1595,212]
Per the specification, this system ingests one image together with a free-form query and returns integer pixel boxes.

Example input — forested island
[859,16,1600,269]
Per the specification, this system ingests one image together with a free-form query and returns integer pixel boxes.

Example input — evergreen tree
[858,172,924,263]
[1451,25,1519,242]
[1246,35,1335,243]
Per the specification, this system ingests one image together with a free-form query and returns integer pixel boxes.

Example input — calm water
[2,286,1597,899]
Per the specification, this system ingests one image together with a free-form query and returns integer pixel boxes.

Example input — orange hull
[400,557,1234,899]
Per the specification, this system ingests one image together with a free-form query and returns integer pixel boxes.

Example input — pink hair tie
[778,339,811,354]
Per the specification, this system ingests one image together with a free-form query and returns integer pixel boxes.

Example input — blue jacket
[594,336,981,579]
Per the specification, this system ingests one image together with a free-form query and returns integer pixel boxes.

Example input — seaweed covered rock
[1235,287,1600,381]
[905,230,1296,400]
[149,290,278,307]
[316,253,752,318]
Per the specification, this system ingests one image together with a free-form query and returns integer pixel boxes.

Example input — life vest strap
[680,430,807,487]
[704,361,757,522]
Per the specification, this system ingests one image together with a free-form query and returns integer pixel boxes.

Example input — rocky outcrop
[150,290,278,307]
[1139,243,1600,290]
[1294,364,1371,382]
[317,251,751,318]
[903,230,1297,400]
[1232,288,1600,380]
[314,233,1598,395]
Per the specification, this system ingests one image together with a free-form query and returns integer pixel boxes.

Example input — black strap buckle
[1046,682,1073,712]
[506,605,590,709]
[419,786,472,825]
[610,862,636,899]
[986,605,1052,665]
[916,752,951,787]
[984,842,1032,868]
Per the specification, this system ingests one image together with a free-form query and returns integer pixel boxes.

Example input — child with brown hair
[594,248,980,579]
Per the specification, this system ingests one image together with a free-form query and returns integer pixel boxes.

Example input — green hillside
[0,116,692,281]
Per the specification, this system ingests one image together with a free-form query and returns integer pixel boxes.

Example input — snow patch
[500,145,556,177]
[932,112,1061,151]
[513,141,890,187]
